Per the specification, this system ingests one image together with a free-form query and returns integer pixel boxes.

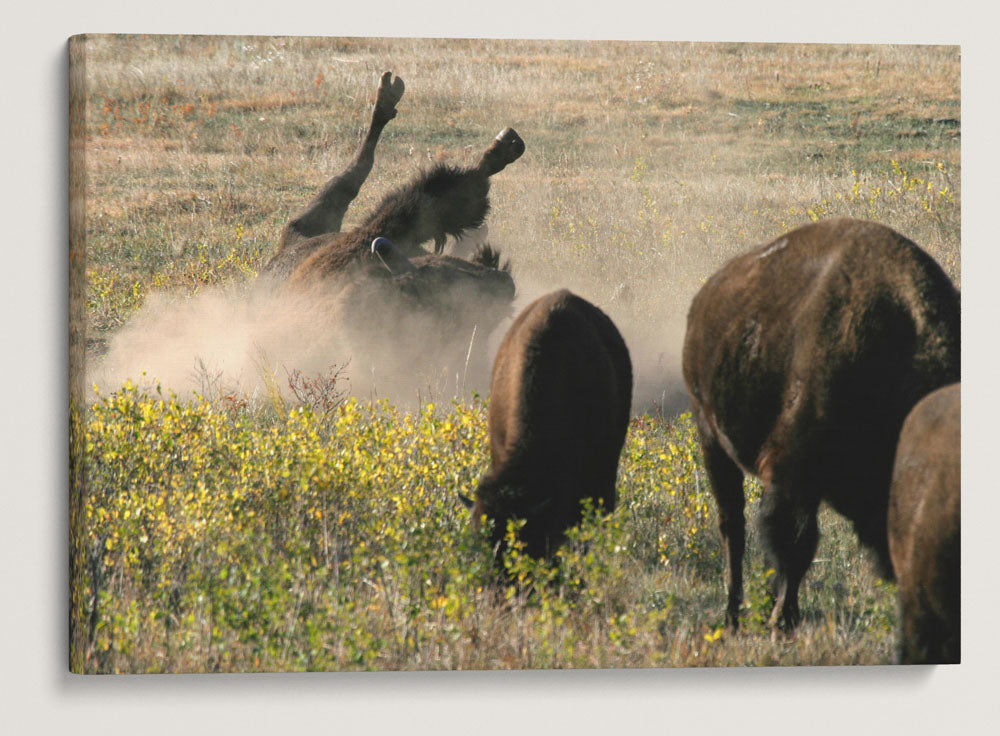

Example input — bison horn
[371,237,416,276]
[457,492,475,509]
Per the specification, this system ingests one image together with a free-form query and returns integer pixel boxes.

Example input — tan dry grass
[83,34,959,403]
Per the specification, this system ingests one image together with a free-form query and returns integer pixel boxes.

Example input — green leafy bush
[71,384,896,672]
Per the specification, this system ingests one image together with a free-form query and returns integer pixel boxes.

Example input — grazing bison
[462,290,633,560]
[889,383,960,664]
[256,72,523,395]
[682,217,960,630]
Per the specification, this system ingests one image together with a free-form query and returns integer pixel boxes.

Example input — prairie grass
[71,35,959,672]
[72,387,895,672]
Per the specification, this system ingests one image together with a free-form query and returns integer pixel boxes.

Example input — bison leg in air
[476,127,526,178]
[429,127,525,254]
[257,72,405,284]
[289,71,405,240]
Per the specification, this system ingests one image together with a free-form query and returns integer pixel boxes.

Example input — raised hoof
[492,127,525,164]
[479,127,525,175]
[374,71,405,120]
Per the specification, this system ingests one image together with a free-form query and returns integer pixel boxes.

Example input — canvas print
[68,35,960,673]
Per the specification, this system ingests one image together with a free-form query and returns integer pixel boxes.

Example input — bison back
[683,217,959,501]
[481,289,632,554]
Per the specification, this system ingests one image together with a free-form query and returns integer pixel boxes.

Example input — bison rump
[682,217,960,630]
[470,289,633,559]
[889,382,960,664]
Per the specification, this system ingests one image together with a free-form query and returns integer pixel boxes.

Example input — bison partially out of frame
[889,383,960,664]
[256,72,523,394]
[682,217,960,630]
[462,290,633,560]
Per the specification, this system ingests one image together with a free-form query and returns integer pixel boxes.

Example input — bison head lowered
[462,289,633,561]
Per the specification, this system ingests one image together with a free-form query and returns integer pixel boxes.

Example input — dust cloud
[90,273,506,408]
[505,271,692,419]
[90,248,692,418]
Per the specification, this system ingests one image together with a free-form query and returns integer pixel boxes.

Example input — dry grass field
[70,35,960,672]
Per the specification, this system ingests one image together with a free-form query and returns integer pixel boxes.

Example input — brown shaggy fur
[889,383,960,664]
[256,70,524,291]
[682,217,960,630]
[253,73,523,392]
[468,290,633,560]
[279,128,523,289]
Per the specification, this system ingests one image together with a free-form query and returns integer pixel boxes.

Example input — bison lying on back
[253,72,523,395]
[889,383,960,664]
[463,290,633,559]
[682,217,960,630]
[258,71,524,287]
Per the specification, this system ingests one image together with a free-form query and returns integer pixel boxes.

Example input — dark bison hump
[517,290,631,440]
[683,218,959,474]
[813,220,960,428]
[492,290,632,515]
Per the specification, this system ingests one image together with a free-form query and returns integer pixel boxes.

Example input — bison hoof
[478,128,525,176]
[375,71,405,119]
[492,127,525,164]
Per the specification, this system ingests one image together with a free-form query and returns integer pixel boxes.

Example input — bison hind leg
[755,479,820,631]
[846,491,895,581]
[898,601,960,664]
[698,430,747,629]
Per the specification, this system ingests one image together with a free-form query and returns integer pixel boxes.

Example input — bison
[258,71,523,290]
[889,382,960,664]
[255,72,523,395]
[681,217,960,630]
[462,289,633,560]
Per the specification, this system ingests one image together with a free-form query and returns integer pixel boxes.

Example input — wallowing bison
[259,71,523,285]
[889,383,960,664]
[461,290,633,560]
[256,72,523,396]
[682,217,960,630]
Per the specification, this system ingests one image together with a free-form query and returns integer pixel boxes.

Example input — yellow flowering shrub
[71,381,896,673]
